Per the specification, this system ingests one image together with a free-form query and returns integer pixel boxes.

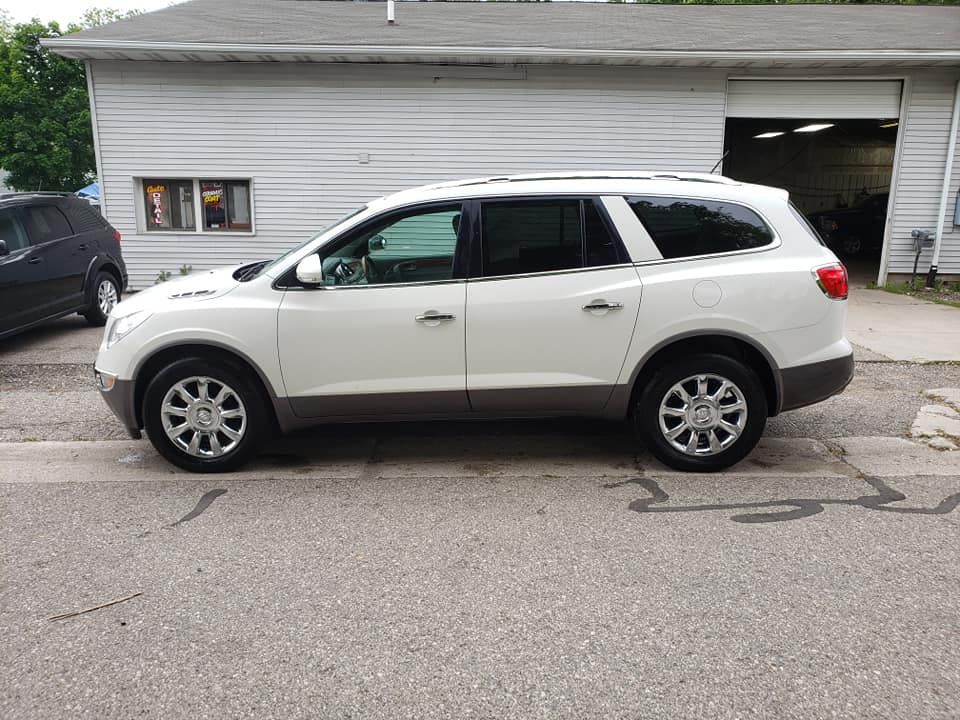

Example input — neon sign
[146,183,166,226]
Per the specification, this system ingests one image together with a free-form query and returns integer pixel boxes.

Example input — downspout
[926,77,960,286]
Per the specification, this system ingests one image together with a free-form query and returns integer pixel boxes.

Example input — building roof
[45,0,960,67]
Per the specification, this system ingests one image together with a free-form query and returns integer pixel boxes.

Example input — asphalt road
[1,316,959,719]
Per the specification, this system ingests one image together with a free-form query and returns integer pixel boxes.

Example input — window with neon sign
[141,179,251,232]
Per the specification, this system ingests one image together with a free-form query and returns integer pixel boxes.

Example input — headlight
[106,310,152,348]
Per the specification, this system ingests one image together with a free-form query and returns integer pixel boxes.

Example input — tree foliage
[0,9,140,192]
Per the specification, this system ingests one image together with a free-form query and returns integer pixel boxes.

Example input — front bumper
[779,352,855,413]
[95,369,141,439]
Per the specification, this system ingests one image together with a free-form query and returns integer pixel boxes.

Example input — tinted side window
[66,199,109,232]
[481,200,583,277]
[22,206,74,245]
[627,196,774,259]
[584,200,624,267]
[0,209,29,252]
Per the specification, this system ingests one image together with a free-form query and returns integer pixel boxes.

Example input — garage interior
[723,118,898,281]
[721,80,903,283]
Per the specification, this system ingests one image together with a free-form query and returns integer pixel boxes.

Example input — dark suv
[807,193,888,258]
[0,192,127,339]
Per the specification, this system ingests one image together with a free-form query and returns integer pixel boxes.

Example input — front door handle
[415,311,456,325]
[27,257,42,265]
[77,243,88,251]
[582,300,623,312]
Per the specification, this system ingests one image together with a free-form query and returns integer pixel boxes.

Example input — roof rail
[0,191,74,200]
[416,171,739,192]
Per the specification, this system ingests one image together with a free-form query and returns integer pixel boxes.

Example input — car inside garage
[722,80,902,282]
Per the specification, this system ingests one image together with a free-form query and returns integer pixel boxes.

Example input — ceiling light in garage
[754,131,786,139]
[794,123,835,133]
[880,121,899,128]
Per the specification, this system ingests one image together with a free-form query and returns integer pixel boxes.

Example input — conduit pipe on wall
[927,77,960,286]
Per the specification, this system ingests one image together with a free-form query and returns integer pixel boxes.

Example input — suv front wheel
[634,353,767,472]
[143,357,267,472]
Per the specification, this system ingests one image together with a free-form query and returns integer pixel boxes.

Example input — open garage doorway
[722,80,902,284]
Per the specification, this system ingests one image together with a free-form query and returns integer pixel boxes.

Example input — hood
[111,265,243,317]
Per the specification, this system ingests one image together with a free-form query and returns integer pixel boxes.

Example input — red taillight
[815,263,848,300]
[113,229,122,244]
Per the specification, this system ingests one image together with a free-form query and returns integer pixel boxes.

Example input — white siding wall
[90,62,727,288]
[888,71,960,277]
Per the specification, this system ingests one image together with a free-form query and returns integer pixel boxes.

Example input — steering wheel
[361,254,382,283]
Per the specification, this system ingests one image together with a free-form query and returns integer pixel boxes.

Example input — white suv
[95,172,853,473]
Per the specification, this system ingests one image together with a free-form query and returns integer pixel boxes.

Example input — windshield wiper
[235,260,269,282]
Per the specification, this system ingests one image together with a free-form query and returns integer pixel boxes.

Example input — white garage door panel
[726,80,902,119]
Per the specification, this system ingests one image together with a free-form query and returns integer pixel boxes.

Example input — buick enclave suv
[94,172,853,473]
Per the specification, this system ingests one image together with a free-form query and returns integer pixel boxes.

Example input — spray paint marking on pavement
[169,489,227,527]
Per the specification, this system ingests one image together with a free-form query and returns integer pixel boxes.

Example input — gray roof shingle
[56,1,960,53]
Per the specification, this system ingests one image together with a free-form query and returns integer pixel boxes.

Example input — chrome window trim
[280,277,467,291]
[279,263,638,290]
[464,262,636,284]
[630,239,782,268]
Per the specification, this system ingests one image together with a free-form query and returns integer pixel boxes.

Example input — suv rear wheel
[143,357,266,473]
[84,271,120,326]
[634,353,767,472]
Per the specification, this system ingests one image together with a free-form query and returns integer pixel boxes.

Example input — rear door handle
[77,243,88,251]
[582,300,623,312]
[415,311,456,324]
[27,257,42,265]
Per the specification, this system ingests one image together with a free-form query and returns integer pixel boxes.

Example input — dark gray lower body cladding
[779,353,854,412]
[288,385,616,419]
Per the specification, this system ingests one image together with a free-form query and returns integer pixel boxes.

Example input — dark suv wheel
[634,353,768,472]
[84,271,120,326]
[143,357,267,473]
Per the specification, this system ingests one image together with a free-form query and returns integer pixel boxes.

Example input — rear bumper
[95,370,141,439]
[779,352,854,412]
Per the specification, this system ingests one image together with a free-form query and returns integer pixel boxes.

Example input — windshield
[251,204,369,279]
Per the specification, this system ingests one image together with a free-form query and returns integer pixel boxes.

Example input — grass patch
[865,279,960,309]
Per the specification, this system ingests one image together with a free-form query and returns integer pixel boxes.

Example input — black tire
[633,353,767,472]
[83,271,121,326]
[840,235,863,257]
[143,356,267,473]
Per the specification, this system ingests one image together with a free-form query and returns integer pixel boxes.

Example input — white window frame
[135,177,256,236]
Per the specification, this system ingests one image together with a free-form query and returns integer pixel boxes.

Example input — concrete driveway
[1,310,958,720]
[846,285,960,362]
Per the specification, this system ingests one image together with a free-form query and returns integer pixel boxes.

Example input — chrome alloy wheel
[658,374,748,457]
[97,278,119,315]
[160,376,247,458]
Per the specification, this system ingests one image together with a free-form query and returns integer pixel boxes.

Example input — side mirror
[296,255,325,286]
[0,240,7,256]
[368,234,387,252]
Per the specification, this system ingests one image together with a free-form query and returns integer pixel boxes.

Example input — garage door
[726,80,902,119]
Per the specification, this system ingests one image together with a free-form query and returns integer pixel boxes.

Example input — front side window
[320,204,462,286]
[627,196,774,259]
[0,208,29,252]
[479,198,624,278]
[143,179,195,231]
[22,205,73,245]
